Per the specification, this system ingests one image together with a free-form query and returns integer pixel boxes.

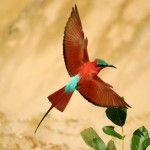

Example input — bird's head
[96,59,116,69]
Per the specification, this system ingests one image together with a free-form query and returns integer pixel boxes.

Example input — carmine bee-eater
[35,5,130,133]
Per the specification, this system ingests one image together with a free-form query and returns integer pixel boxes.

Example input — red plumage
[63,5,130,108]
[35,87,73,133]
[63,5,89,76]
[48,87,73,112]
[77,75,130,108]
[35,5,131,133]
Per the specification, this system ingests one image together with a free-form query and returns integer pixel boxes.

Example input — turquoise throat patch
[65,74,80,92]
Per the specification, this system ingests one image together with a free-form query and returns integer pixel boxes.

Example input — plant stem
[121,126,124,150]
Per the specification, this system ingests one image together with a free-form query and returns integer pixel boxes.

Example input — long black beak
[107,64,117,69]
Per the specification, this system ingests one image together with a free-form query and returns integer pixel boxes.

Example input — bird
[35,5,131,133]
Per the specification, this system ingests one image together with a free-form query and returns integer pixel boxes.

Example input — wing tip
[72,4,78,15]
[75,4,78,13]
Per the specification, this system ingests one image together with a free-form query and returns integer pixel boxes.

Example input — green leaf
[131,134,142,150]
[107,140,117,150]
[142,138,150,149]
[103,126,124,140]
[138,126,149,138]
[92,138,106,150]
[131,126,150,150]
[106,107,127,127]
[80,127,106,148]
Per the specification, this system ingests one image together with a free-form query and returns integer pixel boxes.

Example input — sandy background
[0,0,150,149]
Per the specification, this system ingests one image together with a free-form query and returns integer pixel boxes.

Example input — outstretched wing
[63,5,89,76]
[77,75,131,108]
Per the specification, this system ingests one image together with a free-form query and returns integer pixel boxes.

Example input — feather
[77,76,131,108]
[48,86,74,111]
[63,5,89,76]
[35,86,74,133]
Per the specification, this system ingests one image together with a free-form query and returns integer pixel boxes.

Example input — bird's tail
[47,86,74,112]
[35,86,74,133]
